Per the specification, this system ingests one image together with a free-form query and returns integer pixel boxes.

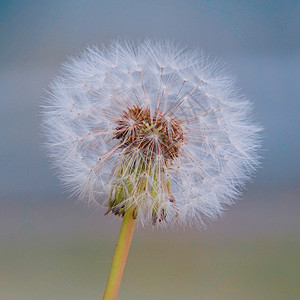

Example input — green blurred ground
[0,187,299,299]
[1,235,299,300]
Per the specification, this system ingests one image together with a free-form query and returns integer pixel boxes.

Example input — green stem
[103,209,137,300]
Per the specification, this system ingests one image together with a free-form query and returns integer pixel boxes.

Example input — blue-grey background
[0,1,299,299]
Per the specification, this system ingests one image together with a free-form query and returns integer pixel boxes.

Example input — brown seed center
[114,105,184,161]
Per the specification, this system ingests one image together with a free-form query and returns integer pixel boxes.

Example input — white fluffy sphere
[42,40,261,227]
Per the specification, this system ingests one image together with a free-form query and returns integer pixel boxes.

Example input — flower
[42,40,261,227]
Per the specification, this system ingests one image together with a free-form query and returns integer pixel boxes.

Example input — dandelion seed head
[42,40,261,227]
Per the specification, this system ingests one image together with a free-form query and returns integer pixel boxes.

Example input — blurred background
[1,1,299,299]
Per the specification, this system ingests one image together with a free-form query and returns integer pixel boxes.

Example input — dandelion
[42,40,261,299]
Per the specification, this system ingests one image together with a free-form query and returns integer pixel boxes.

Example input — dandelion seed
[42,40,261,299]
[43,41,260,226]
[42,40,261,227]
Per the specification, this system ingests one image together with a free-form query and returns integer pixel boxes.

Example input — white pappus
[42,40,261,228]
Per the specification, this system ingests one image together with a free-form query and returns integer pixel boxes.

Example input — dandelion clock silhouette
[42,40,261,299]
